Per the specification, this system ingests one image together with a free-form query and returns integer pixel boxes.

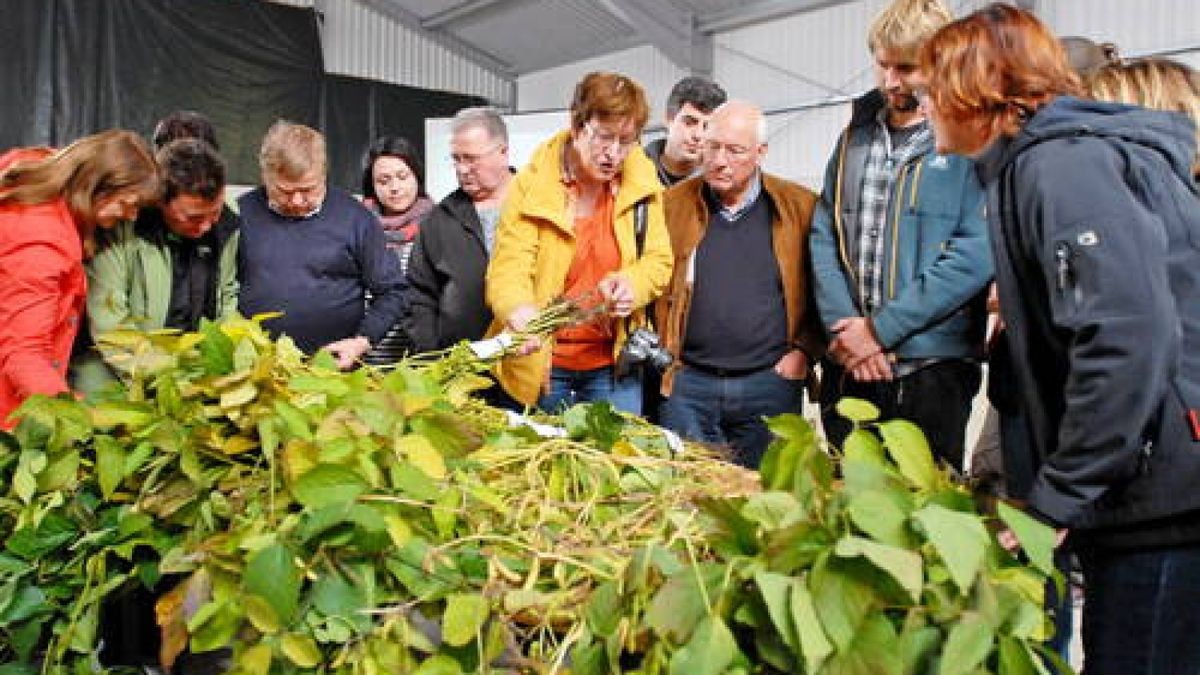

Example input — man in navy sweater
[238,121,406,368]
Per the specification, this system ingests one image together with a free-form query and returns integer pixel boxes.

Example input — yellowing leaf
[395,434,446,480]
[244,594,281,634]
[281,632,323,668]
[221,435,259,456]
[384,515,413,547]
[442,593,488,647]
[239,643,273,675]
[219,382,258,409]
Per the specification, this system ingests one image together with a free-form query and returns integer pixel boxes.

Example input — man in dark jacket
[923,6,1200,672]
[809,0,991,470]
[643,76,727,187]
[406,107,512,353]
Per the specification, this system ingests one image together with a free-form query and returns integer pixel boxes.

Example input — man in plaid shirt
[808,0,992,469]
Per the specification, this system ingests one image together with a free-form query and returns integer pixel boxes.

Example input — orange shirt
[0,148,85,429]
[553,192,620,370]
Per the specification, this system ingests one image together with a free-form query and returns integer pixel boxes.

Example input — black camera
[616,327,673,377]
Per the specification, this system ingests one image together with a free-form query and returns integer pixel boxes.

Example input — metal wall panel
[516,45,689,120]
[1041,0,1200,59]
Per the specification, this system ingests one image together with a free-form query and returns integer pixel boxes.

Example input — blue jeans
[659,364,804,468]
[538,366,642,415]
[1076,543,1200,674]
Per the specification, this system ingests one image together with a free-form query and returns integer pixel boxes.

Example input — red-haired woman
[485,72,672,413]
[921,4,1200,672]
[0,130,161,427]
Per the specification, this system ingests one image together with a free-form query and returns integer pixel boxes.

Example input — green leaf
[187,600,242,653]
[898,625,941,675]
[390,462,440,501]
[312,569,371,632]
[243,594,281,634]
[846,487,912,547]
[413,654,465,675]
[12,450,43,504]
[822,614,902,675]
[281,632,324,668]
[668,615,738,675]
[243,543,302,623]
[755,572,798,652]
[442,593,488,647]
[996,635,1037,675]
[878,420,940,491]
[791,579,833,673]
[834,536,923,603]
[585,580,623,637]
[811,554,878,651]
[0,584,47,624]
[5,514,78,560]
[843,428,886,463]
[939,613,994,675]
[836,397,880,424]
[996,501,1057,576]
[94,435,127,499]
[913,505,990,594]
[292,464,369,509]
[274,400,313,440]
[761,414,817,490]
[198,319,235,375]
[646,565,723,643]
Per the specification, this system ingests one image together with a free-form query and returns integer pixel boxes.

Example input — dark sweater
[682,189,787,371]
[237,187,406,354]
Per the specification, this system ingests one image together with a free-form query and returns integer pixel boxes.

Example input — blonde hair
[0,129,161,228]
[868,0,954,57]
[259,120,326,180]
[1087,58,1200,175]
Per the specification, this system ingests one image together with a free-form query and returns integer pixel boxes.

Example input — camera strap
[626,197,651,334]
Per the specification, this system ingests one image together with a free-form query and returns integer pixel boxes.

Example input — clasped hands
[829,317,894,382]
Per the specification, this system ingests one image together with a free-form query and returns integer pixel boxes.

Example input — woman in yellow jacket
[486,72,672,413]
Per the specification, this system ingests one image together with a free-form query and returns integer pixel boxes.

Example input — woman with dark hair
[922,5,1200,673]
[0,129,162,427]
[360,136,434,364]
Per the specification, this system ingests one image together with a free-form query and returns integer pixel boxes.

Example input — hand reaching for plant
[323,335,371,370]
[506,304,542,355]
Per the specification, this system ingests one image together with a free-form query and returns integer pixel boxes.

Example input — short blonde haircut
[868,0,954,57]
[259,120,326,180]
[1088,58,1200,176]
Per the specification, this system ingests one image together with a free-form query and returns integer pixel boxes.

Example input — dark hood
[977,96,1198,188]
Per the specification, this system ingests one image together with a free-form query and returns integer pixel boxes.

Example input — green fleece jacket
[71,207,240,396]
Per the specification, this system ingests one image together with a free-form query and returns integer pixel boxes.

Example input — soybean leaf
[846,488,912,548]
[822,614,902,675]
[668,615,737,675]
[0,584,47,624]
[811,554,879,651]
[243,543,302,623]
[646,563,724,644]
[997,635,1037,675]
[755,572,798,652]
[791,579,833,673]
[996,501,1056,577]
[834,536,924,603]
[585,580,623,637]
[843,428,886,464]
[878,419,939,492]
[939,613,994,675]
[281,632,323,668]
[5,514,77,560]
[94,435,127,499]
[898,625,941,675]
[292,464,369,509]
[413,655,465,675]
[442,593,488,647]
[914,505,990,594]
[835,397,880,424]
[395,434,447,481]
[198,320,235,375]
[239,643,273,675]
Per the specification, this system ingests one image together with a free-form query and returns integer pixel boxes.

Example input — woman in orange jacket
[0,130,161,428]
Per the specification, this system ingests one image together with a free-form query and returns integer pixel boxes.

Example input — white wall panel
[1040,0,1199,58]
[516,46,689,119]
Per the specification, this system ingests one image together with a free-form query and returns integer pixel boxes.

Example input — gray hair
[450,106,509,145]
[259,120,326,179]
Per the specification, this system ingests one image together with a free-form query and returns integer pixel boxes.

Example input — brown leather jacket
[653,173,826,396]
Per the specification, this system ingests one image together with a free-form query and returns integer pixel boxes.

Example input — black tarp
[0,0,487,190]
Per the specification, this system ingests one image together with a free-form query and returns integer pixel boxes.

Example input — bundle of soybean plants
[0,316,753,674]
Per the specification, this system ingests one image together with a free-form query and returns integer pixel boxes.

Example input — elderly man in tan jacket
[655,100,824,467]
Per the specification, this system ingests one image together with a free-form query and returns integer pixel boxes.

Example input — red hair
[920,3,1082,137]
[569,72,650,134]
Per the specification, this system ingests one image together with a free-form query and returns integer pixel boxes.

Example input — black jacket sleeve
[356,211,408,345]
[405,227,440,353]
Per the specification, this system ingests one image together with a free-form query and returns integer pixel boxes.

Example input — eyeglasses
[450,144,502,167]
[703,141,754,161]
[585,122,639,153]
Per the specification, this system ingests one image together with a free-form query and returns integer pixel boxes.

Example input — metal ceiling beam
[600,0,699,72]
[355,0,517,78]
[422,0,517,30]
[698,0,856,35]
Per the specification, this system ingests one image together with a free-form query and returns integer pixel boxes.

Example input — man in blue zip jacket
[809,0,992,469]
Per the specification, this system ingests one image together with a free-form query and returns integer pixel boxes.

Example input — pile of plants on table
[0,317,1065,674]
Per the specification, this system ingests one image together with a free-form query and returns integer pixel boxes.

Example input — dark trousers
[659,364,804,469]
[819,359,981,470]
[1077,543,1200,674]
